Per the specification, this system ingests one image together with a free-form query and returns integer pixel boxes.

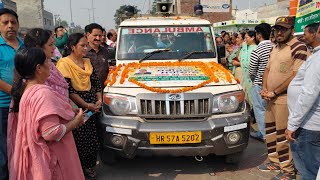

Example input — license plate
[149,131,202,144]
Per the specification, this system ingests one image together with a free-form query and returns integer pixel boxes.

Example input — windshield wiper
[178,51,210,61]
[139,49,171,63]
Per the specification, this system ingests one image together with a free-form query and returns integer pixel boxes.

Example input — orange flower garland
[104,61,235,93]
[104,64,122,86]
[209,62,233,83]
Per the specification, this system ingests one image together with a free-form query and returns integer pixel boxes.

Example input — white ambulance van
[98,4,251,164]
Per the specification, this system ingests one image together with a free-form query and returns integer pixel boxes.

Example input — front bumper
[97,111,250,158]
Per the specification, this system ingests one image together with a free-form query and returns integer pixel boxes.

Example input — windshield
[117,26,216,60]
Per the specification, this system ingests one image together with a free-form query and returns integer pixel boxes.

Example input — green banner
[295,10,320,33]
[129,76,209,81]
[295,0,320,34]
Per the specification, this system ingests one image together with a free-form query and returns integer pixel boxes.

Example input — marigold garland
[104,61,236,93]
[104,64,122,86]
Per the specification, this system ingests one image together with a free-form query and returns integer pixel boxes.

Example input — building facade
[12,0,54,32]
[176,0,232,23]
[213,0,290,33]
[43,9,53,30]
[257,0,290,19]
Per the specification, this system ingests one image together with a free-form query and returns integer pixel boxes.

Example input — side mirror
[107,47,116,66]
[217,45,226,59]
[108,47,116,59]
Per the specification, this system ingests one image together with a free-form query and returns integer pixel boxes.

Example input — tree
[60,20,69,28]
[114,5,140,29]
[55,18,69,28]
[73,25,85,33]
[54,19,84,33]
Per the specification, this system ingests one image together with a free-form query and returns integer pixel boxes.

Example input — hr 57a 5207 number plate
[149,131,202,144]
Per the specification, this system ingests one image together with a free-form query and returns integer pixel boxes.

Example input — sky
[44,0,277,30]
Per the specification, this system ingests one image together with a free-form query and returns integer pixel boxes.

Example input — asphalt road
[94,138,280,180]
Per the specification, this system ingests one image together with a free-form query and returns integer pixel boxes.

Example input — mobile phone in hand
[83,111,93,122]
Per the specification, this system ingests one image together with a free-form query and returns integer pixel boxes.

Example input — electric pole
[92,0,95,22]
[69,0,73,23]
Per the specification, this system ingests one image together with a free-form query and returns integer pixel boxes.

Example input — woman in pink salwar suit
[8,48,85,180]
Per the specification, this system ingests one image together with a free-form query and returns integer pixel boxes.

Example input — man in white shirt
[286,22,320,180]
[107,29,117,48]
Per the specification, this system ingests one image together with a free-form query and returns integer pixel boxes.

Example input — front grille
[144,117,207,121]
[137,93,212,120]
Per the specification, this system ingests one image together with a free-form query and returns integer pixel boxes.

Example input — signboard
[295,0,320,34]
[128,66,209,82]
[236,19,260,25]
[200,0,230,13]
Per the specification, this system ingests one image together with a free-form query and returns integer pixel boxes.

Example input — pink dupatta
[45,62,69,101]
[8,84,74,180]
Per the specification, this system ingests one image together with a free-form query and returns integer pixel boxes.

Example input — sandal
[83,168,97,180]
[271,172,296,180]
[258,162,281,172]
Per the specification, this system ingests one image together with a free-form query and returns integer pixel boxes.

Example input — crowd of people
[0,6,319,180]
[218,16,320,180]
[0,8,116,180]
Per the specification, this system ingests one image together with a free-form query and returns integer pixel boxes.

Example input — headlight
[103,94,137,115]
[212,91,245,114]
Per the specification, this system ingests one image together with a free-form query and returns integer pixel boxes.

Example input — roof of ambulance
[119,16,212,26]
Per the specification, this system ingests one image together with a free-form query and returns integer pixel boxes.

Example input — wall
[235,9,257,20]
[2,0,17,12]
[12,0,54,31]
[257,0,290,19]
[179,0,232,23]
[214,0,290,34]
[12,0,43,29]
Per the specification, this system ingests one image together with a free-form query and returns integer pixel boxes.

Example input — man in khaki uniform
[258,16,309,180]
